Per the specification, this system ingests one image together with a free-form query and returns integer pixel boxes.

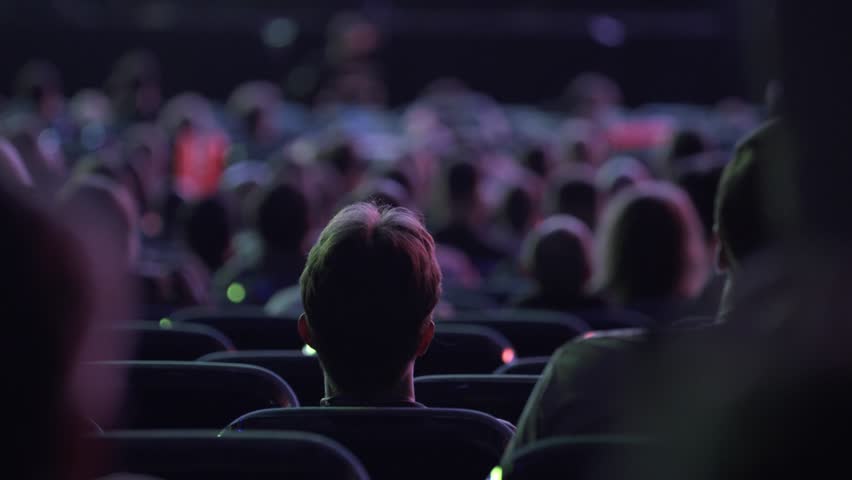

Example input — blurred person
[595,155,651,198]
[227,81,289,160]
[12,60,67,127]
[659,128,712,178]
[5,116,68,191]
[521,146,552,179]
[547,171,600,231]
[594,182,708,324]
[320,139,368,197]
[433,160,509,274]
[3,179,136,479]
[216,184,310,305]
[512,215,604,313]
[107,50,162,124]
[562,72,623,123]
[297,203,441,406]
[489,183,540,257]
[180,195,233,274]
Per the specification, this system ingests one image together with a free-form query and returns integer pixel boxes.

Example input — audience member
[512,215,604,312]
[216,184,310,305]
[297,203,441,406]
[594,182,708,324]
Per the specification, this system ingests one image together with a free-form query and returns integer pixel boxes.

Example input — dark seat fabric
[502,435,648,480]
[87,430,369,480]
[112,322,234,361]
[89,361,298,429]
[441,309,590,357]
[171,306,301,350]
[416,323,515,376]
[413,374,538,424]
[226,407,515,480]
[494,357,550,375]
[198,350,325,405]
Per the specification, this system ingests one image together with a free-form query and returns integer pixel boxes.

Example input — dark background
[0,0,752,106]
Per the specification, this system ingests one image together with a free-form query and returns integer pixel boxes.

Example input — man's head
[521,215,594,297]
[715,120,788,271]
[298,203,442,396]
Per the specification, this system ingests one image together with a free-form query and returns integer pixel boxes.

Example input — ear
[415,318,436,357]
[297,313,315,347]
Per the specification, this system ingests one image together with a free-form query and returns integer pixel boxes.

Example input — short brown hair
[300,203,442,393]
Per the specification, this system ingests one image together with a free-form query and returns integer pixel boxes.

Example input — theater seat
[416,323,516,376]
[501,435,649,480]
[414,374,538,423]
[198,350,326,405]
[441,309,590,356]
[226,407,514,480]
[88,361,298,429]
[88,430,369,480]
[112,322,234,361]
[494,357,550,375]
[171,306,302,350]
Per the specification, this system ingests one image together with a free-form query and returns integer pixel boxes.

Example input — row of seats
[92,429,646,480]
[164,306,637,356]
[93,361,539,428]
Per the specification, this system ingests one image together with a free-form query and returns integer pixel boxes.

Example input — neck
[324,363,416,404]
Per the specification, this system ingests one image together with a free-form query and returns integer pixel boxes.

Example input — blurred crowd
[1,49,764,327]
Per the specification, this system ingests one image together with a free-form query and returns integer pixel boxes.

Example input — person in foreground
[297,202,442,407]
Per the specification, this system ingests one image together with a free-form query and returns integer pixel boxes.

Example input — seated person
[297,202,441,407]
[500,120,785,465]
[512,215,604,313]
[216,183,309,305]
[593,181,708,325]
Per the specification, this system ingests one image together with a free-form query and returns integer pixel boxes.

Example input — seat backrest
[227,407,515,480]
[416,323,515,376]
[442,309,590,356]
[112,322,234,361]
[494,356,550,375]
[572,308,653,331]
[88,430,369,480]
[172,306,301,350]
[89,361,298,429]
[503,435,649,480]
[198,350,326,405]
[414,374,539,424]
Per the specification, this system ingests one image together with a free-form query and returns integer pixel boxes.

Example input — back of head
[181,196,232,272]
[549,175,598,230]
[446,160,480,205]
[501,185,535,234]
[596,182,707,304]
[715,119,789,267]
[60,177,140,265]
[251,183,310,253]
[2,182,94,479]
[522,215,593,296]
[300,203,442,394]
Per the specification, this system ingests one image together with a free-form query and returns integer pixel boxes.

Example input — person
[594,182,708,325]
[546,173,599,230]
[297,202,441,406]
[433,160,508,274]
[512,215,604,313]
[180,195,233,274]
[216,184,310,305]
[2,181,99,479]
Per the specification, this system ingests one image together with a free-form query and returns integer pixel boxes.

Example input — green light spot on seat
[159,318,173,329]
[489,466,503,480]
[301,344,317,356]
[227,283,247,304]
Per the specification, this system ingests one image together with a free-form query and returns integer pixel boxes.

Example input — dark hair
[501,186,535,234]
[676,153,727,241]
[715,120,787,265]
[252,184,310,252]
[549,176,598,230]
[446,161,479,204]
[522,147,549,178]
[182,196,231,272]
[522,215,593,296]
[596,182,706,303]
[300,203,442,394]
